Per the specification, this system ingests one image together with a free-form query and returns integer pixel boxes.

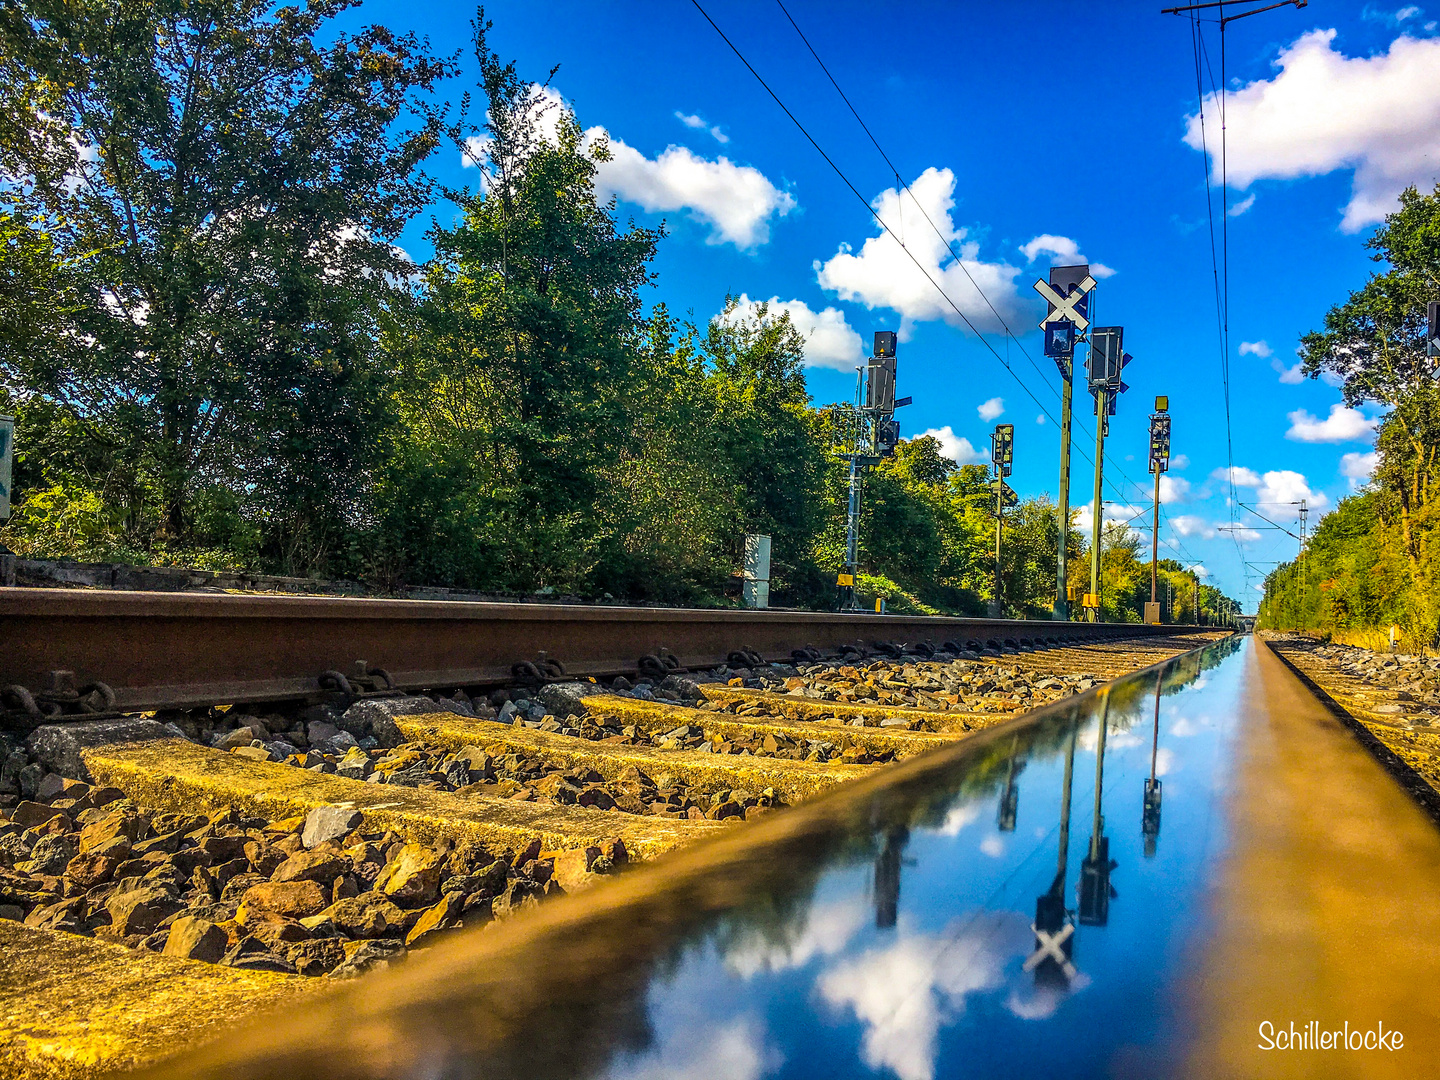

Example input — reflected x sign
[1034,276,1097,332]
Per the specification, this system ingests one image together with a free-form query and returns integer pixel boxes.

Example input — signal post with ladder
[1035,266,1097,621]
[1083,327,1133,621]
[1146,398,1171,624]
[836,332,909,610]
[989,423,1015,618]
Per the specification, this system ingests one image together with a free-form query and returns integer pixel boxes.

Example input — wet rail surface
[133,632,1440,1079]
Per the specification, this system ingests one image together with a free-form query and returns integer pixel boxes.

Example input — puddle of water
[158,636,1253,1080]
[597,636,1248,1080]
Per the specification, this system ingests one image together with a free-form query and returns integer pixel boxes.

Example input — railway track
[0,590,1226,1076]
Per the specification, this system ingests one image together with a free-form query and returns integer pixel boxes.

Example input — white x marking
[1022,921,1077,979]
[1034,277,1096,331]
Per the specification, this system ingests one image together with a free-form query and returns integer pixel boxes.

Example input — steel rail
[0,589,1193,714]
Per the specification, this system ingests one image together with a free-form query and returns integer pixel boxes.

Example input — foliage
[0,0,451,570]
[1265,184,1440,646]
[0,9,1241,622]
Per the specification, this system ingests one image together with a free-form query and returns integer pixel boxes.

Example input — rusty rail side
[0,588,1198,712]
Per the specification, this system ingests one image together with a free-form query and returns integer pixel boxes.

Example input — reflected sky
[601,638,1247,1080]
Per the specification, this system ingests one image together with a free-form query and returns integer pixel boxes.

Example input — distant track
[0,588,1191,715]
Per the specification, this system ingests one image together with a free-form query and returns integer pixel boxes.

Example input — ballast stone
[27,717,179,781]
[537,682,591,720]
[339,696,466,749]
[301,806,364,849]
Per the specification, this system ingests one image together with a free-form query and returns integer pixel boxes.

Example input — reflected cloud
[608,1014,782,1080]
[1168,716,1200,737]
[937,800,984,836]
[1006,971,1092,1020]
[1154,747,1176,778]
[979,836,1006,858]
[724,898,869,978]
[1079,727,1143,753]
[817,913,1031,1080]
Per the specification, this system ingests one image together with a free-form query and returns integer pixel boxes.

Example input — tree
[385,14,661,591]
[1284,183,1440,644]
[1299,184,1440,586]
[0,0,449,567]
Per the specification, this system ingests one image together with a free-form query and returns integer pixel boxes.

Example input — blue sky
[349,1,1440,612]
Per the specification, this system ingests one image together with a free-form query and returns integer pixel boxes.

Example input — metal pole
[1055,357,1074,620]
[841,366,863,611]
[1057,723,1077,882]
[1090,691,1109,859]
[1151,466,1161,605]
[1088,388,1107,622]
[993,477,1004,618]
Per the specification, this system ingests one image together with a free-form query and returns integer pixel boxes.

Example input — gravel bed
[1277,639,1440,720]
[0,758,623,977]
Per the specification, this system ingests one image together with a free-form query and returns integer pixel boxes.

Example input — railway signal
[1142,671,1164,858]
[1079,695,1118,926]
[1428,300,1440,360]
[1029,723,1079,990]
[1034,265,1096,621]
[1146,397,1171,624]
[837,331,909,610]
[990,423,1015,616]
[1084,326,1132,620]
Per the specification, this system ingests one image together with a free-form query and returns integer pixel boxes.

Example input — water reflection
[872,827,908,929]
[1143,671,1164,858]
[163,637,1253,1080]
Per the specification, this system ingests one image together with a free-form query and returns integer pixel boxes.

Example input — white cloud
[1154,746,1177,778]
[1189,564,1211,578]
[937,802,983,836]
[725,899,869,978]
[818,916,1030,1080]
[675,110,729,144]
[979,836,1005,858]
[1035,413,1046,425]
[1259,469,1330,511]
[1074,502,1146,533]
[1170,453,1190,470]
[915,426,989,466]
[1160,476,1190,504]
[977,397,1005,421]
[1170,514,1216,539]
[1216,464,1330,512]
[1365,4,1425,26]
[1239,340,1273,358]
[1228,193,1257,217]
[816,168,1027,337]
[1182,29,1440,231]
[462,84,567,169]
[1211,465,1263,487]
[608,1016,779,1080]
[589,131,795,248]
[719,295,863,370]
[1340,449,1380,488]
[1272,357,1306,384]
[1285,403,1377,443]
[1017,234,1116,278]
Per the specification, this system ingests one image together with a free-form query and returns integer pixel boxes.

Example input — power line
[762,0,1151,512]
[689,0,1073,438]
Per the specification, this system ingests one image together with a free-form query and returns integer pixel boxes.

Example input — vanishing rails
[0,588,1192,716]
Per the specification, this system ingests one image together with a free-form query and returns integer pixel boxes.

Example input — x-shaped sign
[1022,921,1077,980]
[1034,277,1097,332]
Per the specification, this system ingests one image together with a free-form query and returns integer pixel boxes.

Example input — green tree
[1276,183,1440,644]
[384,15,660,591]
[0,0,449,567]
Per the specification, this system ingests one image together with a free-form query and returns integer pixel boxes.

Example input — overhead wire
[760,0,1153,515]
[1188,9,1249,608]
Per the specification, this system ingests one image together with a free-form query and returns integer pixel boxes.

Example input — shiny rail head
[136,635,1243,1080]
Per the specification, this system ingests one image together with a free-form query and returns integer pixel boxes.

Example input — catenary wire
[760,0,1154,514]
